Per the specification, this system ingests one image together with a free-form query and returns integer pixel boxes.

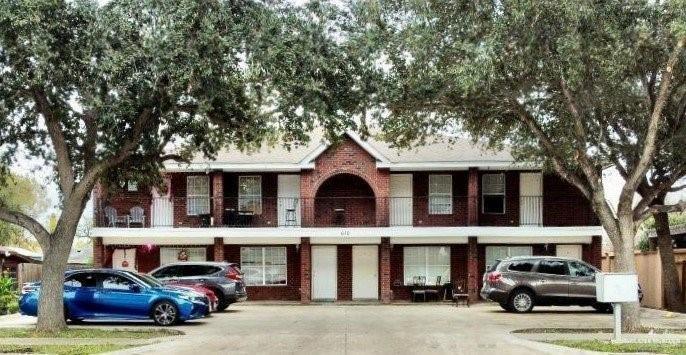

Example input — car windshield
[131,273,164,288]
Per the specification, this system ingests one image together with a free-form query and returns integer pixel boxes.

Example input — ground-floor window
[160,247,207,265]
[241,247,287,286]
[484,246,532,271]
[403,246,450,286]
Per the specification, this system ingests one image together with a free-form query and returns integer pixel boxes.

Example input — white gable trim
[298,131,390,167]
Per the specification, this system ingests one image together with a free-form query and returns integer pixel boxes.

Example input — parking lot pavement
[107,303,618,355]
[4,304,684,354]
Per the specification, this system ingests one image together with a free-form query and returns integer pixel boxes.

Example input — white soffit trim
[163,162,306,172]
[222,237,300,245]
[103,237,215,245]
[92,226,604,239]
[388,161,538,171]
[310,237,381,244]
[477,236,592,244]
[391,237,469,244]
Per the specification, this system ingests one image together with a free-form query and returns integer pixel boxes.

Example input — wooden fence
[16,263,42,288]
[602,249,686,309]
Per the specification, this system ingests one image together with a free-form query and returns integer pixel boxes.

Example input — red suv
[150,262,247,311]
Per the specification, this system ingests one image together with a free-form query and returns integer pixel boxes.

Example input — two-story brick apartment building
[91,132,603,303]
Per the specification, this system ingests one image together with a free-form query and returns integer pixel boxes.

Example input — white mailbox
[595,272,638,303]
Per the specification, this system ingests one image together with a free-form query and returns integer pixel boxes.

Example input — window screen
[403,246,450,285]
[482,173,505,214]
[238,176,262,214]
[428,175,452,214]
[186,176,210,215]
[240,247,287,285]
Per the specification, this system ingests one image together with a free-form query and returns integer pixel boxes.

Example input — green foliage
[352,0,686,180]
[637,235,651,252]
[0,273,18,314]
[0,0,369,191]
[0,174,46,249]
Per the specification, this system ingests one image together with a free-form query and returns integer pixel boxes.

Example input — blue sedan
[20,269,209,326]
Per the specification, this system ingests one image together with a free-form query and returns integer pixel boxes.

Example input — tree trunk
[35,197,86,333]
[615,216,642,332]
[35,234,73,332]
[654,210,684,312]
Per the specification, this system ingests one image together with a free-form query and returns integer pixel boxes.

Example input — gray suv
[480,256,614,313]
[150,262,247,311]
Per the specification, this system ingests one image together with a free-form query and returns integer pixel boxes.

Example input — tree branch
[32,88,75,196]
[509,100,592,199]
[82,110,98,172]
[559,78,602,187]
[620,36,686,213]
[638,200,686,221]
[0,205,50,246]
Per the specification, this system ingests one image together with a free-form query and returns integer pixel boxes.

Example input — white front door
[390,174,413,226]
[352,245,379,300]
[151,176,173,227]
[311,246,337,300]
[556,244,583,260]
[278,174,301,226]
[519,172,543,226]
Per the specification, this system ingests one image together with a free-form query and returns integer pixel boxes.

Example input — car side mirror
[129,284,142,293]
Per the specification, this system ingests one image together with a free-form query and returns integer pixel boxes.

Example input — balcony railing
[93,195,593,228]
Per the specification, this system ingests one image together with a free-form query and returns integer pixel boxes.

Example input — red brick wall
[170,173,211,227]
[543,174,598,226]
[224,244,301,301]
[301,136,390,227]
[478,171,519,226]
[96,185,153,227]
[412,172,469,227]
[389,244,467,301]
[103,245,213,273]
[337,245,352,300]
[582,236,603,268]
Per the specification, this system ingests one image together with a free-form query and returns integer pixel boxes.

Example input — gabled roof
[164,130,529,172]
[297,131,390,167]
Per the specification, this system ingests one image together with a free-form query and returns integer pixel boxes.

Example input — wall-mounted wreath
[177,249,189,262]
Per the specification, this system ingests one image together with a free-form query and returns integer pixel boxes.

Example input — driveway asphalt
[3,303,685,354]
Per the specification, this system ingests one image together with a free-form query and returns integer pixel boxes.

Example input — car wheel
[216,301,229,312]
[152,301,179,326]
[508,290,534,313]
[499,302,513,312]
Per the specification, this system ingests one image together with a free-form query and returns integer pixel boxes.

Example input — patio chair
[411,276,427,302]
[452,279,470,307]
[104,206,118,227]
[424,276,441,301]
[129,206,145,227]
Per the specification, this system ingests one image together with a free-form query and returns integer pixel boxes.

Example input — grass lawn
[551,340,686,354]
[0,344,131,354]
[0,327,182,339]
[514,327,686,334]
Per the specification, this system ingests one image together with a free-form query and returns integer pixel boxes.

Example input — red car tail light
[487,271,502,283]
[226,267,242,281]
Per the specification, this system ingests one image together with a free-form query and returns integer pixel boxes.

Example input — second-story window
[186,175,210,215]
[428,175,452,214]
[482,173,506,214]
[239,176,262,214]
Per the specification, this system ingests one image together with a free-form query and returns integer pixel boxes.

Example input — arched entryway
[314,173,376,227]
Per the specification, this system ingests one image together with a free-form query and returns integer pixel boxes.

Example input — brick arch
[311,170,380,199]
[300,136,390,226]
